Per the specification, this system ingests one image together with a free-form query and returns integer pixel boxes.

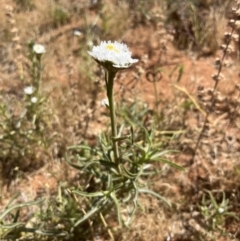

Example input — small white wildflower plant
[199,190,239,235]
[66,40,182,229]
[24,42,49,130]
[0,41,50,187]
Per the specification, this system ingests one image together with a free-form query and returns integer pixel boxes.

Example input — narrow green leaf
[1,223,24,230]
[74,199,107,227]
[149,150,176,159]
[138,188,171,207]
[169,64,180,79]
[206,190,218,209]
[133,143,146,154]
[112,135,131,142]
[107,171,112,189]
[72,190,104,198]
[34,229,67,237]
[118,164,138,179]
[0,199,43,221]
[176,65,184,83]
[224,212,239,220]
[99,160,118,169]
[82,160,100,171]
[110,192,122,227]
[143,127,152,146]
[122,192,132,203]
[67,145,92,151]
[65,154,83,170]
[151,158,184,171]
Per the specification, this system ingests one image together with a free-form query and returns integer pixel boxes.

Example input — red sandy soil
[1,1,240,240]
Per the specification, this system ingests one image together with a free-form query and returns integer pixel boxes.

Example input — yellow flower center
[106,44,119,53]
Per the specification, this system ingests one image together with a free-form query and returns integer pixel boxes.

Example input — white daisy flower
[31,96,38,103]
[24,86,35,95]
[88,41,138,70]
[33,44,46,54]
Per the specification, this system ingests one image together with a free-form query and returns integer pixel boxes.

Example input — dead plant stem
[192,10,239,162]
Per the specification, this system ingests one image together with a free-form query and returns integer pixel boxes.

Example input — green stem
[36,56,42,99]
[106,70,119,163]
[153,80,158,114]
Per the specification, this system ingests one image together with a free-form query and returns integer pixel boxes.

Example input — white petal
[33,44,46,54]
[31,97,38,103]
[24,86,35,95]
